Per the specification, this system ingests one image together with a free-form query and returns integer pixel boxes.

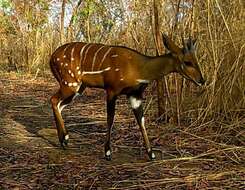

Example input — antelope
[50,34,205,160]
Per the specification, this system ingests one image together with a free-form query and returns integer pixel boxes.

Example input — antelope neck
[140,53,179,81]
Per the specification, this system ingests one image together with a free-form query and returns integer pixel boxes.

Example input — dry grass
[0,73,244,189]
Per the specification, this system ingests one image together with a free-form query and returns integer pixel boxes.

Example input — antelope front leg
[104,94,116,161]
[50,91,69,148]
[129,96,155,160]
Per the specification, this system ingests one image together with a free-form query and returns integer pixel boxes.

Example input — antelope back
[50,42,143,90]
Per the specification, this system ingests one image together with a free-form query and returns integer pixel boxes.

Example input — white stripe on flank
[63,44,71,58]
[80,43,91,68]
[71,46,75,61]
[98,47,112,70]
[92,46,105,71]
[80,43,90,58]
[136,79,150,84]
[82,44,94,66]
[82,67,111,75]
[111,54,118,58]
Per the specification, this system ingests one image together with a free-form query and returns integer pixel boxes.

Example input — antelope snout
[197,77,205,86]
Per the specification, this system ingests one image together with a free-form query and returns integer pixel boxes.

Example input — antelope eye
[184,61,193,66]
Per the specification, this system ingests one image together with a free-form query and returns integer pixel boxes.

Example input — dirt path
[0,74,244,189]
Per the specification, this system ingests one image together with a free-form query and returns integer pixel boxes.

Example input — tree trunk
[60,0,66,44]
[152,0,166,118]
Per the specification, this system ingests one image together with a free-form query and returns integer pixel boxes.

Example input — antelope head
[162,34,205,86]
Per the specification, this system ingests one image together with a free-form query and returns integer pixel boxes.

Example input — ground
[0,73,244,190]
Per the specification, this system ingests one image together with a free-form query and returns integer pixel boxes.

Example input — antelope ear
[186,38,197,52]
[162,33,182,55]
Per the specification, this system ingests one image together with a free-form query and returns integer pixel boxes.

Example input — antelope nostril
[199,78,205,85]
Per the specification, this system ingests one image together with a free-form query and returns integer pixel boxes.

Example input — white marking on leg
[92,45,105,71]
[98,47,112,69]
[57,101,67,114]
[73,92,80,99]
[64,134,69,141]
[141,116,145,127]
[106,150,111,156]
[129,97,142,109]
[151,152,156,159]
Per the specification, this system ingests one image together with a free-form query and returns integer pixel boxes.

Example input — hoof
[105,150,112,161]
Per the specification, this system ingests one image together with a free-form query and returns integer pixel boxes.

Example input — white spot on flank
[71,57,75,61]
[65,63,68,67]
[65,135,69,141]
[115,68,120,72]
[71,73,75,78]
[68,70,71,74]
[60,62,63,66]
[64,81,68,85]
[106,150,111,156]
[137,79,150,84]
[78,71,81,75]
[76,66,80,70]
[68,83,73,87]
[120,78,124,81]
[111,54,118,58]
[63,55,66,58]
[57,58,60,61]
[72,82,78,87]
[129,97,142,109]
